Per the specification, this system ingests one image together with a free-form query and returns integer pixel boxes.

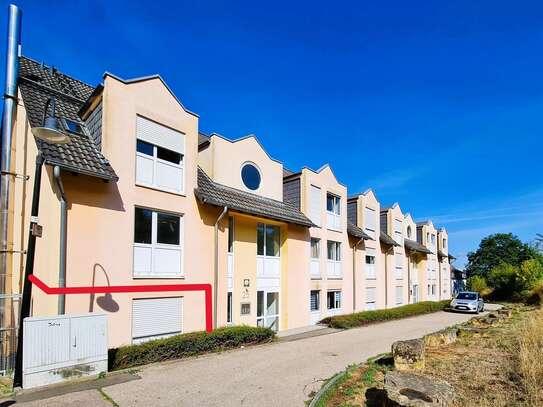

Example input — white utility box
[23,313,107,389]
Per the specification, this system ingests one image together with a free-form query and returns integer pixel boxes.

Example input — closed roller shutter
[136,116,185,154]
[132,297,182,344]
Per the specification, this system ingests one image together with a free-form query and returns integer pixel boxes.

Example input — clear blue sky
[2,0,543,266]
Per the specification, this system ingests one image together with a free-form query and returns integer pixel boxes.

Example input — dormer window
[241,162,261,191]
[62,118,85,135]
[407,225,412,239]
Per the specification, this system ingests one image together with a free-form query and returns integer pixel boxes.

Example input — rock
[424,329,457,348]
[392,339,425,371]
[385,371,455,406]
[497,309,512,318]
[457,326,486,337]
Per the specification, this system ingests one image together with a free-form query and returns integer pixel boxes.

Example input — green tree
[487,263,519,299]
[467,275,491,297]
[465,233,542,279]
[515,259,543,291]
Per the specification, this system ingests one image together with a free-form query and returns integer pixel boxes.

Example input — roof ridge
[20,55,95,91]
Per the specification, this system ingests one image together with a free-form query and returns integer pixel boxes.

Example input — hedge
[108,325,275,370]
[321,300,450,329]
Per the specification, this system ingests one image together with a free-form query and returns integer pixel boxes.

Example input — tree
[516,259,543,291]
[465,233,542,279]
[536,233,543,252]
[487,263,519,299]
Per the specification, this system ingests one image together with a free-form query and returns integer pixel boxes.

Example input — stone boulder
[497,309,512,318]
[423,329,457,348]
[457,326,486,337]
[384,371,455,407]
[392,339,425,371]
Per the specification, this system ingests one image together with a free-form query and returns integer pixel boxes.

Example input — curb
[308,369,349,407]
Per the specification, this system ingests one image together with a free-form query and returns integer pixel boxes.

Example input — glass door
[257,290,279,331]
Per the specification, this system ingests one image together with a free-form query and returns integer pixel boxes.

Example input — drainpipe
[53,166,66,314]
[213,206,228,329]
[352,238,363,312]
[0,3,21,338]
[407,252,411,304]
[14,153,43,387]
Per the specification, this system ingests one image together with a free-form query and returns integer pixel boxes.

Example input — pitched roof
[380,231,399,247]
[195,167,313,227]
[404,239,432,254]
[438,250,448,258]
[347,222,373,240]
[18,56,118,181]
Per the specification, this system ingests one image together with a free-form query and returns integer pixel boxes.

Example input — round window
[241,163,261,191]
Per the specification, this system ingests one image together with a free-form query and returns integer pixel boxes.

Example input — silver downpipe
[0,3,22,337]
[53,166,66,314]
[213,206,227,329]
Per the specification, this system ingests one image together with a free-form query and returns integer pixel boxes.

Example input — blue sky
[2,0,543,266]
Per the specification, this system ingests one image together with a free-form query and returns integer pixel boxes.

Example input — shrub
[525,282,543,306]
[321,300,450,330]
[108,325,274,371]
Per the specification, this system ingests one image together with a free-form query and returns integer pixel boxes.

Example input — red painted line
[29,274,213,333]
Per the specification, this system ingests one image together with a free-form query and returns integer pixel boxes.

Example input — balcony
[327,260,342,279]
[310,259,321,279]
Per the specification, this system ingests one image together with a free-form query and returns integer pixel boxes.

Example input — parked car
[450,291,484,313]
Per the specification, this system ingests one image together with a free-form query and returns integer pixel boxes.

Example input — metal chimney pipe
[0,3,22,331]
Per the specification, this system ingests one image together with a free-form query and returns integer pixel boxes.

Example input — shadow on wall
[89,263,120,313]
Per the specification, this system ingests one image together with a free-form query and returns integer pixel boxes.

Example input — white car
[450,291,484,313]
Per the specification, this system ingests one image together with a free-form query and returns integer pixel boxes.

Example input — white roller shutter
[136,116,185,154]
[310,185,321,226]
[364,207,376,238]
[132,297,182,344]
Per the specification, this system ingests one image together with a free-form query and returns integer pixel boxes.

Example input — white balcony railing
[310,259,320,279]
[327,260,342,279]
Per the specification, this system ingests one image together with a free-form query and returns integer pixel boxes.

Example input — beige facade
[5,57,454,350]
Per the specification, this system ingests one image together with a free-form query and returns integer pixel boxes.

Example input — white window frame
[394,252,403,280]
[326,193,341,231]
[133,208,184,278]
[365,252,376,280]
[310,290,320,312]
[327,240,342,279]
[393,219,403,245]
[327,290,342,311]
[309,185,322,227]
[310,238,321,279]
[135,135,185,195]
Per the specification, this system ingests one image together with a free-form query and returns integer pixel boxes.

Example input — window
[310,185,322,226]
[327,291,341,310]
[395,286,403,305]
[310,238,320,259]
[310,290,320,312]
[366,287,376,310]
[394,219,403,245]
[326,193,341,230]
[427,284,431,296]
[228,216,234,254]
[135,116,185,194]
[132,297,182,344]
[365,252,376,279]
[327,241,342,278]
[407,225,412,239]
[431,284,436,296]
[431,234,436,246]
[326,194,340,215]
[395,252,403,279]
[364,207,376,239]
[257,224,280,257]
[63,118,85,135]
[227,292,233,324]
[241,162,261,191]
[442,238,447,249]
[133,208,183,277]
[426,232,430,244]
[327,241,341,261]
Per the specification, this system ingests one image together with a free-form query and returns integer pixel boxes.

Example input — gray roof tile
[347,222,373,240]
[195,167,313,227]
[18,56,118,181]
[404,239,432,254]
[380,231,399,247]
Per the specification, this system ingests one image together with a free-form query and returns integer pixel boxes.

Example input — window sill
[327,277,343,280]
[136,182,186,197]
[310,276,322,280]
[133,275,185,279]
[365,277,377,280]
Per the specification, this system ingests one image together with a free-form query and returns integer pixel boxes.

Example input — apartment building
[3,55,454,349]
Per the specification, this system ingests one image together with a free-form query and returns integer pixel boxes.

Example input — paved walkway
[15,307,498,407]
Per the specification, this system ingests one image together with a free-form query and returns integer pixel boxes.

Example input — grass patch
[517,308,543,405]
[321,300,450,329]
[108,325,274,371]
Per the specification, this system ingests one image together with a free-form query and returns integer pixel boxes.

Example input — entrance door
[257,291,279,331]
